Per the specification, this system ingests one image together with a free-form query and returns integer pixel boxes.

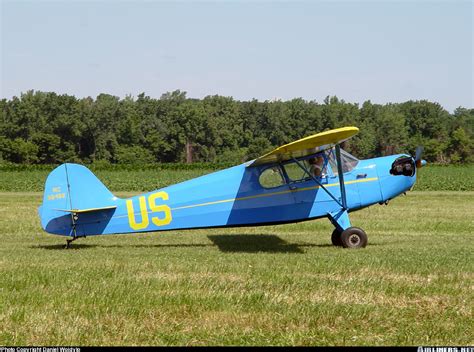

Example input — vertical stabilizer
[38,163,118,235]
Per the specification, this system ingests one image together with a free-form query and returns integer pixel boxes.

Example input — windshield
[325,148,359,175]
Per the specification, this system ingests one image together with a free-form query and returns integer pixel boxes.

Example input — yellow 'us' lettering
[148,192,172,226]
[126,192,172,230]
[126,196,149,230]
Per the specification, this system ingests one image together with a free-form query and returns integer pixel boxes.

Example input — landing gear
[340,227,367,249]
[331,229,342,246]
[65,238,76,249]
[65,236,84,249]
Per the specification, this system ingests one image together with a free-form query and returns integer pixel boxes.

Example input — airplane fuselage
[41,154,417,237]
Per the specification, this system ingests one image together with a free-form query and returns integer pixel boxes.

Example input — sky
[1,0,472,111]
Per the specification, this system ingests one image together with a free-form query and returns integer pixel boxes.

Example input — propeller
[414,146,426,168]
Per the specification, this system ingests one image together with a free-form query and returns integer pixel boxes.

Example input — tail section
[38,163,118,236]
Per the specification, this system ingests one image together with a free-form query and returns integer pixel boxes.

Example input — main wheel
[331,229,342,246]
[340,227,368,249]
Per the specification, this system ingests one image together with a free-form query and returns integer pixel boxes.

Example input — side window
[285,157,328,181]
[259,166,286,188]
[284,162,309,182]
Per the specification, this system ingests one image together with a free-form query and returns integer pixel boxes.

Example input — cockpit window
[258,148,358,188]
[284,156,328,182]
[284,162,309,182]
[325,148,359,175]
[259,166,286,188]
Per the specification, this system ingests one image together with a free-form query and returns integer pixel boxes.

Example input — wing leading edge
[247,126,359,167]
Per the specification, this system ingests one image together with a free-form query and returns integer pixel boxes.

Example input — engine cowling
[390,156,415,177]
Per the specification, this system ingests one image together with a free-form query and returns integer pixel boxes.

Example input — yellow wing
[248,126,359,167]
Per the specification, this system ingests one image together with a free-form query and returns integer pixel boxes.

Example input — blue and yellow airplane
[38,127,425,248]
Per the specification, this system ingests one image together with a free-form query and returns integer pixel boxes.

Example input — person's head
[309,155,324,164]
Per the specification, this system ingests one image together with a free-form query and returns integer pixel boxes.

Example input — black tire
[331,229,343,246]
[340,227,368,249]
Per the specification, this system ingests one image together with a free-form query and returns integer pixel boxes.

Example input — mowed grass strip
[0,192,472,345]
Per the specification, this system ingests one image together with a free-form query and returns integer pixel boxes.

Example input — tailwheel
[340,227,368,249]
[65,238,74,249]
[65,236,83,249]
[331,229,343,246]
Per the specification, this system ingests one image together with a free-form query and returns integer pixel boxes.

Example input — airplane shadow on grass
[208,234,306,253]
[31,234,338,253]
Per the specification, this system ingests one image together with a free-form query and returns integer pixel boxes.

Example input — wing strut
[291,157,344,209]
[335,145,348,209]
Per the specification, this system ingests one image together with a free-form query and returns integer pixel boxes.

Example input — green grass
[0,191,472,345]
[0,164,473,192]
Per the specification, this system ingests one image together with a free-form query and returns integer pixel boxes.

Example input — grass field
[0,190,472,346]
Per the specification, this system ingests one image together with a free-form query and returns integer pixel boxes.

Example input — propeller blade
[415,146,424,168]
[415,146,423,161]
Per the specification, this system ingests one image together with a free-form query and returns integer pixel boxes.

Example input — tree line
[0,90,472,165]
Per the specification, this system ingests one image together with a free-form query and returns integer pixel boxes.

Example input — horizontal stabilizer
[54,205,117,214]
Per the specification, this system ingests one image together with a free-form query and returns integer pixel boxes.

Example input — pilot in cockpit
[308,155,325,178]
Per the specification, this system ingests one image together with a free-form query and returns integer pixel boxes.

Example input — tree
[373,105,409,156]
[246,137,273,160]
[448,127,473,163]
[1,138,39,164]
[0,90,471,165]
[115,145,155,164]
